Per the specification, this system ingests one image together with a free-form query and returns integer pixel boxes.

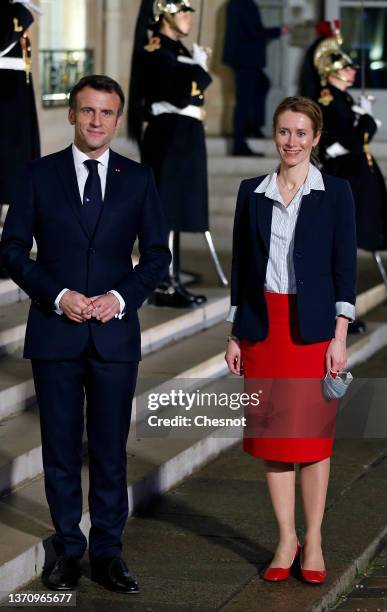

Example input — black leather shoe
[148,284,204,308]
[42,556,81,591]
[348,320,367,334]
[90,556,139,594]
[176,283,207,305]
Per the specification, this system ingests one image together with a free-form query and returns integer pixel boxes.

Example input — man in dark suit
[0,74,171,593]
[223,0,285,155]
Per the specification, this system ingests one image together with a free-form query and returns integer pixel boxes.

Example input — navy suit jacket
[0,146,171,361]
[231,173,357,343]
[223,0,281,69]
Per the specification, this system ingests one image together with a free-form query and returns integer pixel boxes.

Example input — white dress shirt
[54,144,125,318]
[227,163,356,323]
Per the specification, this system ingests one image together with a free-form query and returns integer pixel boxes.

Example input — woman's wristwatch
[227,335,240,343]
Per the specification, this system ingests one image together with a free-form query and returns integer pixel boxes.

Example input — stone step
[0,301,29,357]
[115,136,387,160]
[209,155,387,180]
[0,279,28,307]
[209,175,254,197]
[0,320,228,498]
[0,289,229,422]
[0,390,238,595]
[205,137,387,159]
[208,156,278,175]
[202,214,233,253]
[0,358,35,426]
[210,194,236,216]
[1,315,387,596]
[0,272,385,376]
[1,311,386,505]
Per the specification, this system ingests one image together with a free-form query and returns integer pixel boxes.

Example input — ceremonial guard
[0,0,41,277]
[223,0,285,155]
[314,27,387,331]
[129,0,227,308]
[0,0,41,203]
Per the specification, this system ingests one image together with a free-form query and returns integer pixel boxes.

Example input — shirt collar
[254,162,325,199]
[72,144,110,169]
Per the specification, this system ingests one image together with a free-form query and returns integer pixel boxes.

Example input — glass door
[39,0,93,107]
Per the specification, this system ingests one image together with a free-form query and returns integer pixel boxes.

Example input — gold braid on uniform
[20,32,32,84]
[363,132,373,168]
[144,37,161,52]
[318,88,333,106]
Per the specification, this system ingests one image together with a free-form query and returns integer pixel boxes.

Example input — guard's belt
[151,102,205,122]
[0,57,25,71]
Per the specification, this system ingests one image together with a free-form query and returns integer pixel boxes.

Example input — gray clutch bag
[323,370,353,400]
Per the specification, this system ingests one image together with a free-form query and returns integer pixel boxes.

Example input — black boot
[149,231,207,308]
[176,282,207,305]
[148,283,201,308]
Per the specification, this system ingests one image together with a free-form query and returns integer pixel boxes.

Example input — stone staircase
[1,137,387,597]
[0,275,386,596]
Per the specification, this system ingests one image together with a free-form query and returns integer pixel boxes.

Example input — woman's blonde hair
[272,96,323,166]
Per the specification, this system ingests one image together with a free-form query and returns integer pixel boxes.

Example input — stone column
[104,0,122,79]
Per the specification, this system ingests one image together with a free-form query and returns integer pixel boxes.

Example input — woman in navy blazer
[225,97,357,584]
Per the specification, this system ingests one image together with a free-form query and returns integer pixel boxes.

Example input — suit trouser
[233,67,270,148]
[32,337,138,560]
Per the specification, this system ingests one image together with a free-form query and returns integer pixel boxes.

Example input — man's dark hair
[69,75,125,116]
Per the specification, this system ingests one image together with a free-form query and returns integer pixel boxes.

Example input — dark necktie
[82,159,103,233]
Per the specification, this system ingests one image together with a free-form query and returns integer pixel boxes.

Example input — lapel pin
[115,168,121,173]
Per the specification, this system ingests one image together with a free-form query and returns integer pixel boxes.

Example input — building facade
[31,0,328,154]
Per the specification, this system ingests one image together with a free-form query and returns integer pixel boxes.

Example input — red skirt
[241,292,337,463]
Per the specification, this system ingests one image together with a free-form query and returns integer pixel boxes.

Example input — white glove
[359,95,373,116]
[351,105,367,116]
[177,56,195,66]
[192,43,208,72]
[10,0,43,16]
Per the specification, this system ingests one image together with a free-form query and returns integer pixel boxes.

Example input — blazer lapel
[294,190,325,248]
[94,149,124,235]
[55,146,90,239]
[255,192,273,254]
[102,150,123,209]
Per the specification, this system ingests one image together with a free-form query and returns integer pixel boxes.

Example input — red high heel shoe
[263,542,301,582]
[300,546,327,584]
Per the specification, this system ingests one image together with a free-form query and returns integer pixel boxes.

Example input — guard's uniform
[138,33,212,232]
[0,1,40,204]
[223,0,281,150]
[319,84,387,252]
